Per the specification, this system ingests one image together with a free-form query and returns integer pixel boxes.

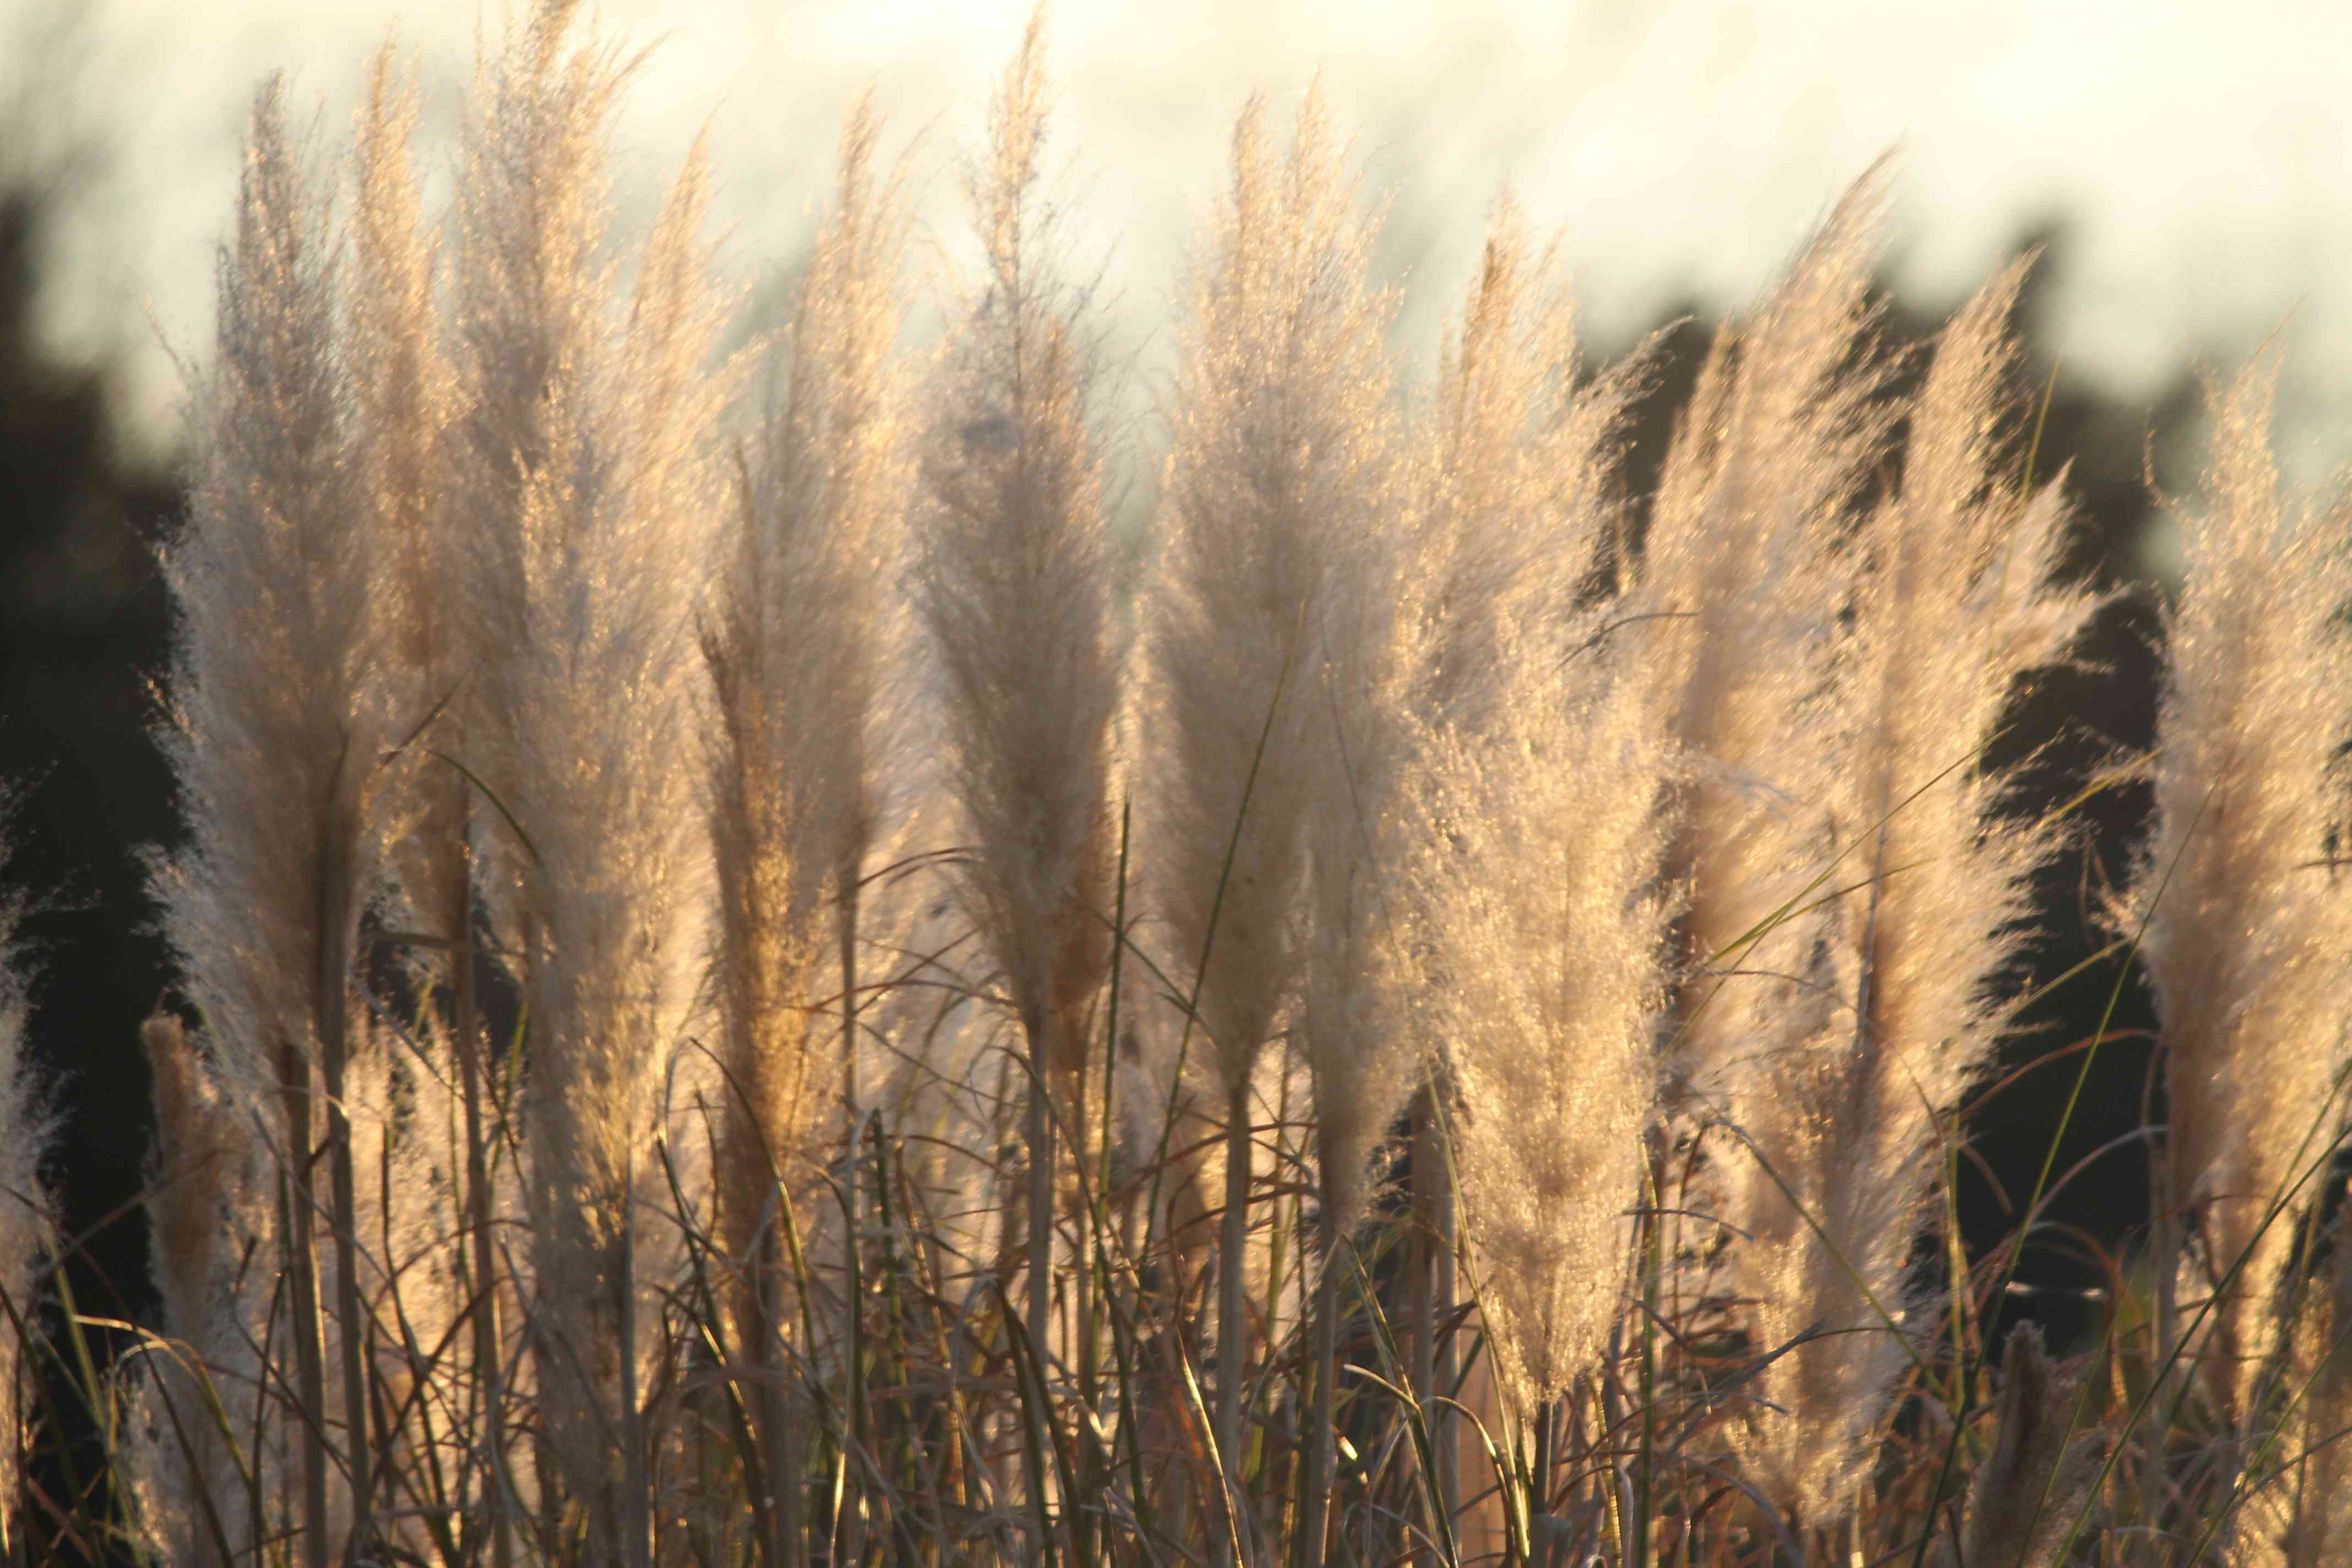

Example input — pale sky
[12,0,2352,474]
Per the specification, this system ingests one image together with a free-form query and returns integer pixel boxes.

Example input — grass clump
[4,5,2351,1566]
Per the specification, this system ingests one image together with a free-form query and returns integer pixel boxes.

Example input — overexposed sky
[12,0,2352,470]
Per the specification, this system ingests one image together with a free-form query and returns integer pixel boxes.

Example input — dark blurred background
[2,145,177,1568]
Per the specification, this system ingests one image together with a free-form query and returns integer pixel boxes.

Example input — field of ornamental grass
[0,3,2346,1564]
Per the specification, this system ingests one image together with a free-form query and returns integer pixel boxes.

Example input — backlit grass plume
[917,7,1120,1387]
[1140,85,1400,1520]
[1405,192,1645,731]
[1635,171,1895,1119]
[1627,178,1888,1526]
[450,5,732,1555]
[350,41,460,886]
[344,57,523,1549]
[1287,247,1413,1568]
[1741,259,2100,1516]
[1404,612,1668,1420]
[2130,357,2352,1425]
[1841,258,2097,1135]
[701,91,910,1554]
[1385,196,1652,1533]
[153,75,386,1565]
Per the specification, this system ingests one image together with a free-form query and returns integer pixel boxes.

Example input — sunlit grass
[1,4,2348,1566]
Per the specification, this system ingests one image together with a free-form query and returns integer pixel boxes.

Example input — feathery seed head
[1720,231,2099,1523]
[1407,193,1645,733]
[158,74,383,1093]
[705,95,912,1243]
[1144,85,1398,1099]
[1636,169,1896,1119]
[1407,614,1669,1413]
[451,4,733,1521]
[350,43,475,950]
[2133,356,2352,1413]
[1838,259,2101,1149]
[921,9,1121,1057]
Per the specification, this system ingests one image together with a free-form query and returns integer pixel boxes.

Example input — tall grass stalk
[1634,167,1892,1097]
[450,6,733,1556]
[918,14,1123,1514]
[1632,178,1890,1528]
[1142,86,1398,1555]
[154,73,394,1567]
[1402,606,1668,1457]
[347,43,519,1565]
[703,89,910,1561]
[2129,356,2352,1506]
[1743,256,2100,1519]
[1399,199,1650,1548]
[1293,490,1413,1568]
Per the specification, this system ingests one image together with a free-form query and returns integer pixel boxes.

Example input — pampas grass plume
[700,85,910,1557]
[155,73,386,1562]
[1144,86,1396,1107]
[451,4,733,1550]
[1406,192,1643,731]
[350,41,464,932]
[157,75,377,1136]
[918,4,1121,1390]
[704,91,910,1246]
[1141,88,1400,1517]
[2132,356,2352,1418]
[1404,616,1667,1417]
[921,3,1118,1137]
[1634,171,1893,1117]
[1744,258,2100,1517]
